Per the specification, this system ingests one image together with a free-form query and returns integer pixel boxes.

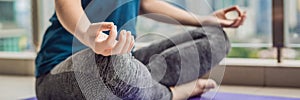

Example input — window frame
[31,0,40,52]
[272,0,285,63]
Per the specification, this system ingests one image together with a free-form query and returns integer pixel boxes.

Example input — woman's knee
[94,54,171,99]
[192,27,231,61]
[148,27,231,86]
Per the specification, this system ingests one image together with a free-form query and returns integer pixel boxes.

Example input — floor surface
[0,75,300,100]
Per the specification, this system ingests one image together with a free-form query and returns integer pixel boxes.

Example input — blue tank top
[35,0,140,77]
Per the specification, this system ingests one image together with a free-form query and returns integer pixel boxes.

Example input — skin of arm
[55,0,88,34]
[140,0,247,28]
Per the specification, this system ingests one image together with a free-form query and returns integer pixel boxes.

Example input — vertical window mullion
[272,0,285,63]
[31,0,40,52]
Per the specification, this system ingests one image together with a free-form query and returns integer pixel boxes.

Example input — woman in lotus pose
[35,0,246,99]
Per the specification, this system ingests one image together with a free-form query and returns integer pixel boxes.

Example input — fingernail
[122,30,126,35]
[127,31,131,35]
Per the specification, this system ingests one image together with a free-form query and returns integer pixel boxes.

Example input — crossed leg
[36,26,230,100]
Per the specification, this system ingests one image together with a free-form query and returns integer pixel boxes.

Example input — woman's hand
[202,6,247,28]
[76,22,134,56]
[213,6,247,28]
[214,6,247,28]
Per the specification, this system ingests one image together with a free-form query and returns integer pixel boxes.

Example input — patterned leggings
[36,27,230,100]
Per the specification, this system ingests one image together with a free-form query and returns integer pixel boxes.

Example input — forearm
[55,0,91,34]
[140,0,203,27]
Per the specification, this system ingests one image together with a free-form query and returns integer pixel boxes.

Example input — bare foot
[170,79,217,100]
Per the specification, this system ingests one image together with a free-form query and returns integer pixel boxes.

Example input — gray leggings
[36,27,230,100]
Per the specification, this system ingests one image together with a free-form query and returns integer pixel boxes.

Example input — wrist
[74,13,93,47]
[200,16,220,27]
[76,13,91,35]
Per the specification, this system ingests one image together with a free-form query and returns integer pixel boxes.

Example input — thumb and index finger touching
[94,22,118,43]
[224,5,246,17]
[223,5,247,27]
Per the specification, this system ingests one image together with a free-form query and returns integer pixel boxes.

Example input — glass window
[39,0,55,39]
[209,0,273,59]
[136,0,198,43]
[0,0,33,52]
[286,0,300,60]
[136,0,274,59]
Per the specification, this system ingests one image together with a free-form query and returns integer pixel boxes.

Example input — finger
[121,31,132,53]
[95,31,109,42]
[112,30,127,54]
[224,5,243,16]
[94,33,110,55]
[105,25,118,48]
[102,49,113,56]
[240,15,246,25]
[235,19,244,27]
[223,17,241,28]
[98,22,114,31]
[231,17,242,28]
[220,19,235,27]
[89,22,113,33]
[128,36,135,52]
[240,12,247,25]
